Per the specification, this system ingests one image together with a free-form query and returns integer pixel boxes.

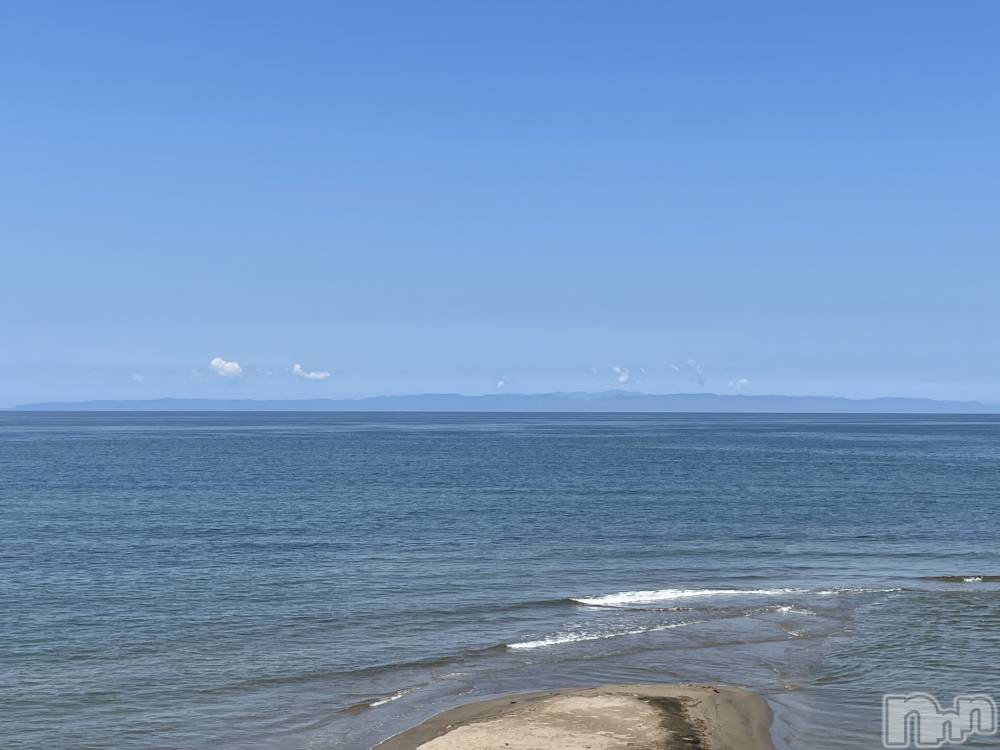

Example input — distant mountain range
[9,391,1000,413]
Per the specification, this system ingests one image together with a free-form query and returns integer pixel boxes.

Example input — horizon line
[7,390,1000,414]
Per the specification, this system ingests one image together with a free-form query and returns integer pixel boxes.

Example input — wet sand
[375,683,773,750]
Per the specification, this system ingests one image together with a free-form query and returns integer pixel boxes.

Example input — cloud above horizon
[209,357,243,378]
[686,358,707,386]
[611,366,630,384]
[291,363,331,381]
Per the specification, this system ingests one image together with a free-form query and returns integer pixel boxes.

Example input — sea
[3,412,999,749]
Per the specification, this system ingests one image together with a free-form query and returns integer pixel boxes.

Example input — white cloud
[728,378,751,390]
[209,357,243,378]
[496,378,506,389]
[686,358,707,386]
[129,373,145,383]
[291,363,331,381]
[669,363,681,372]
[611,366,630,384]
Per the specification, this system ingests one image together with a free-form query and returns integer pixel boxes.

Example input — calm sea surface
[3,412,1000,749]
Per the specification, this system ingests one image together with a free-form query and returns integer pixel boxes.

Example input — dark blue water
[3,413,999,749]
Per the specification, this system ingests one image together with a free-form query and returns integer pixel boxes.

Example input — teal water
[3,413,999,749]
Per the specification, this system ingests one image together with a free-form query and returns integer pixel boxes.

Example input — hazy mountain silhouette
[10,390,1000,413]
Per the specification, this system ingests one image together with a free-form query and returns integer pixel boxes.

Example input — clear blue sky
[3,2,999,405]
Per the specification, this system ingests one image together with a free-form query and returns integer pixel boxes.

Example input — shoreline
[375,683,774,750]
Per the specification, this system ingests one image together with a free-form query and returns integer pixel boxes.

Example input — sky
[3,2,999,405]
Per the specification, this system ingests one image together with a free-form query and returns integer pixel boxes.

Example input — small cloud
[496,377,506,389]
[728,378,751,391]
[291,363,331,381]
[209,357,243,378]
[685,358,707,386]
[611,365,630,384]
[129,373,145,383]
[669,363,681,372]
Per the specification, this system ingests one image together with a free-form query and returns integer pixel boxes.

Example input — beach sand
[375,684,773,750]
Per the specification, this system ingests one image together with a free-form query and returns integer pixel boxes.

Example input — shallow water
[2,412,999,749]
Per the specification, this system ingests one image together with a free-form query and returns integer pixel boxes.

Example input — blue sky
[3,2,999,405]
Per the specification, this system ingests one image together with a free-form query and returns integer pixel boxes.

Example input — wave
[776,605,816,615]
[508,620,703,651]
[921,575,1000,583]
[369,687,414,707]
[573,588,803,606]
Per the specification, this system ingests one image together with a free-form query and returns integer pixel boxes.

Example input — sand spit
[375,683,773,750]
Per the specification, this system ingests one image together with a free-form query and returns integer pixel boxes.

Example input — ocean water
[3,412,999,750]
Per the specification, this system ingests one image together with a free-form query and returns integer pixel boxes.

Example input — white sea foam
[573,588,802,606]
[508,621,702,651]
[963,576,983,583]
[776,605,815,615]
[369,688,412,707]
[816,587,902,596]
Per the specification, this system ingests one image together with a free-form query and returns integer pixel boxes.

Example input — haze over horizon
[4,3,999,405]
[9,389,1000,415]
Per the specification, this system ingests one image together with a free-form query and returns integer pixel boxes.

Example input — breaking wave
[507,620,702,651]
[921,575,1000,583]
[369,688,414,708]
[776,605,816,615]
[572,588,803,607]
